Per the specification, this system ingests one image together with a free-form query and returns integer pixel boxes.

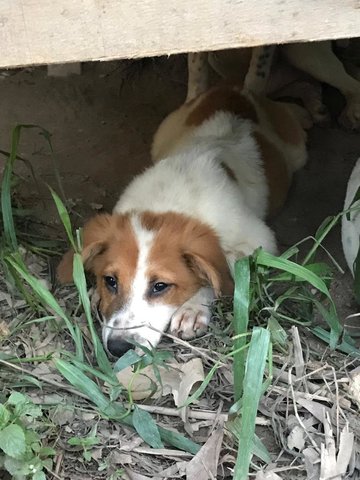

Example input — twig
[124,403,269,425]
[122,446,192,457]
[150,326,228,367]
[44,464,64,480]
[288,366,320,452]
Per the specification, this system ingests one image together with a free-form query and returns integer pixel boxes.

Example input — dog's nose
[107,338,134,358]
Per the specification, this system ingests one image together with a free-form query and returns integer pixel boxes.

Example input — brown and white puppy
[58,59,308,358]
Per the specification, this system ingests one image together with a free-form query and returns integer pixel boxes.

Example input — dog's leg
[282,41,360,129]
[169,287,214,339]
[274,80,329,125]
[244,45,276,94]
[186,52,209,102]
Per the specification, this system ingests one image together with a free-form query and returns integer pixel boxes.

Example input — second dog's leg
[274,80,329,125]
[282,41,360,129]
[186,52,209,102]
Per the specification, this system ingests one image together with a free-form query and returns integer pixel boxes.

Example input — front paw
[339,97,360,130]
[170,304,211,340]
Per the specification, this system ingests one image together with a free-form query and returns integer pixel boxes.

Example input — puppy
[58,60,308,358]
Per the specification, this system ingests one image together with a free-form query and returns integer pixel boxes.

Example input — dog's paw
[170,304,211,340]
[339,97,360,130]
[310,104,330,126]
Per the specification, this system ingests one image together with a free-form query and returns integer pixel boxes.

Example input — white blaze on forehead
[103,213,176,349]
[130,214,155,300]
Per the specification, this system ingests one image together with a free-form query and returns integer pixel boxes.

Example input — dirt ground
[1,55,360,478]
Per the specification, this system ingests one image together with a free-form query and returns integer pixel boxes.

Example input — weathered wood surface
[0,0,359,68]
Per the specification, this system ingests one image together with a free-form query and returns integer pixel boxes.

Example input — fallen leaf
[123,468,157,480]
[287,425,305,452]
[0,320,10,337]
[116,358,204,407]
[320,410,340,480]
[186,425,224,480]
[348,366,360,409]
[255,471,283,480]
[303,447,320,480]
[335,426,354,476]
[108,451,133,465]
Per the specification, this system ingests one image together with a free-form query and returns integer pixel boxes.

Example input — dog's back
[151,84,307,215]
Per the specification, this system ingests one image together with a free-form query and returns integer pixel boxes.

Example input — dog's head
[57,211,233,357]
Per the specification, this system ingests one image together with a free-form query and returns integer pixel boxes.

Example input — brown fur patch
[141,212,234,305]
[254,131,290,215]
[186,86,258,127]
[258,97,304,145]
[57,213,139,319]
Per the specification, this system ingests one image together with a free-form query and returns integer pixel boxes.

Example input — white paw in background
[340,97,360,130]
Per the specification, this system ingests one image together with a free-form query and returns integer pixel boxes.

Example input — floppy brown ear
[56,213,112,284]
[183,222,234,296]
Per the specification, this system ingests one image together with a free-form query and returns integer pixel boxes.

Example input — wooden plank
[0,0,359,68]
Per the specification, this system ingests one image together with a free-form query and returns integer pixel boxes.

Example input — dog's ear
[182,222,233,296]
[57,213,113,284]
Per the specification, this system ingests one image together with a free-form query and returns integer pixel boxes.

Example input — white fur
[103,215,177,349]
[103,110,278,352]
[114,112,277,269]
[170,287,215,339]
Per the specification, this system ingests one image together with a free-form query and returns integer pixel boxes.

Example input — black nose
[107,338,134,358]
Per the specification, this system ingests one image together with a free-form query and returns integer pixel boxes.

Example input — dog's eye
[152,282,169,295]
[104,275,117,292]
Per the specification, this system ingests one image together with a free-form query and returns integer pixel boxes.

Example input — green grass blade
[55,359,113,412]
[72,253,114,375]
[49,188,75,250]
[157,426,200,454]
[1,126,22,250]
[312,327,360,357]
[257,249,342,347]
[6,254,84,359]
[132,405,163,449]
[233,327,270,480]
[233,257,251,401]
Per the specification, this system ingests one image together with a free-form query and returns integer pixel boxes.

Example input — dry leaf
[0,320,10,337]
[287,425,305,452]
[348,366,360,409]
[320,410,340,480]
[186,425,224,480]
[108,451,133,465]
[123,468,158,480]
[303,447,320,480]
[335,426,354,476]
[255,471,283,480]
[291,326,305,378]
[116,358,204,406]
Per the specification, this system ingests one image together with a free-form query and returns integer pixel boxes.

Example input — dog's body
[205,40,360,129]
[58,82,307,357]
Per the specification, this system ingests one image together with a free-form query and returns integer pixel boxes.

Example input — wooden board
[0,0,360,68]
